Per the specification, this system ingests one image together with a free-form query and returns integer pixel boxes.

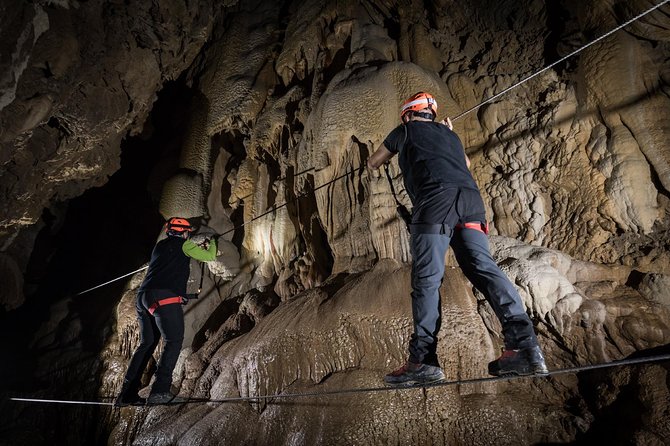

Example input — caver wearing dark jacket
[115,217,217,406]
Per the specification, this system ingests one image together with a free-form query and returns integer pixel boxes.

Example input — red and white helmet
[400,92,438,122]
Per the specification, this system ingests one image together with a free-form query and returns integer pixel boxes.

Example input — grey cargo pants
[408,226,538,366]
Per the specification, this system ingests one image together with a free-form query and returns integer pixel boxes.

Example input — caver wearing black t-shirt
[367,91,547,387]
[382,120,486,226]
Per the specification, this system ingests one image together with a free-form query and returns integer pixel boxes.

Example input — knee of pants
[136,336,159,352]
[160,323,184,345]
[162,334,184,345]
[412,270,444,287]
[411,283,442,301]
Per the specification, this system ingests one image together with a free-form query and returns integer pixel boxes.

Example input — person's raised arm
[441,117,470,169]
[367,144,395,169]
[183,237,217,261]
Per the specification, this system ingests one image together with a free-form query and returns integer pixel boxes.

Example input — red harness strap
[455,221,489,234]
[148,297,183,315]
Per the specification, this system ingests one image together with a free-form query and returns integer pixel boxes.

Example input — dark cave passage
[0,79,196,445]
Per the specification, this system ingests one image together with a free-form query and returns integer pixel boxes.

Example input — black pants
[122,291,184,395]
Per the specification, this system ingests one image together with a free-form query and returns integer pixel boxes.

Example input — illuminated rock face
[1,0,669,444]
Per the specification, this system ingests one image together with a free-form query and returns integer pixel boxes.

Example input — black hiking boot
[384,361,446,386]
[114,393,146,407]
[488,345,549,377]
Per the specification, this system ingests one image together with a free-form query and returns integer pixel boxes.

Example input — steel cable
[10,353,670,406]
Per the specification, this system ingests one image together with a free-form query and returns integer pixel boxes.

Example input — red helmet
[165,217,194,235]
[400,92,438,122]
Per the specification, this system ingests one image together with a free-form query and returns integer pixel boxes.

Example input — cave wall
[0,0,217,310]
[1,0,670,445]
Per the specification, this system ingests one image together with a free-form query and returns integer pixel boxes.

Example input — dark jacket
[139,235,217,300]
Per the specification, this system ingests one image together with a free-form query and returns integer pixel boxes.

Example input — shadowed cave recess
[0,0,669,445]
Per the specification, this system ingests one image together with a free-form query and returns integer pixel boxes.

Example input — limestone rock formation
[0,0,217,310]
[1,0,669,445]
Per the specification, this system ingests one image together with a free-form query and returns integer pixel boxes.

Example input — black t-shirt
[139,235,190,299]
[383,121,483,224]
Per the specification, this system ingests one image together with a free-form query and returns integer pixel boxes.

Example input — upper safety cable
[451,0,670,121]
[73,0,669,297]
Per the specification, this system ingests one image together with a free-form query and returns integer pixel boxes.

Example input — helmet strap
[412,111,435,121]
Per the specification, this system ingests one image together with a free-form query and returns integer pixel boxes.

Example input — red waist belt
[455,221,489,234]
[148,297,182,315]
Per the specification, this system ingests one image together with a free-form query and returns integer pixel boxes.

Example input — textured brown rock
[0,0,214,244]
[106,256,670,445]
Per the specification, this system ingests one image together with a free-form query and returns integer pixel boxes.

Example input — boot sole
[384,375,446,387]
[490,367,549,377]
